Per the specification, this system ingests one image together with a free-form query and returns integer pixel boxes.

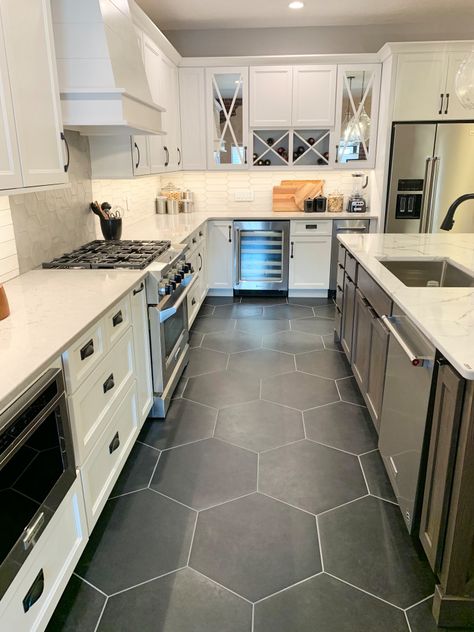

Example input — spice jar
[161,182,182,201]
[327,192,344,213]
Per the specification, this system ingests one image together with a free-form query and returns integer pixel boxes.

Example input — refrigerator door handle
[420,157,433,233]
[426,157,440,233]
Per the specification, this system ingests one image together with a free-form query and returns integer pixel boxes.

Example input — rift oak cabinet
[337,244,392,431]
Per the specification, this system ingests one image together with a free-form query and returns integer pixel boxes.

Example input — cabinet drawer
[336,262,344,289]
[81,382,139,531]
[291,220,332,236]
[187,274,202,327]
[69,327,135,465]
[338,244,346,267]
[345,250,358,282]
[335,283,344,310]
[358,267,392,317]
[105,295,131,348]
[0,480,87,631]
[62,320,106,393]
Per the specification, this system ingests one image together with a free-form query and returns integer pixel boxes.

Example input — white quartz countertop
[0,269,145,412]
[338,233,474,379]
[122,210,377,243]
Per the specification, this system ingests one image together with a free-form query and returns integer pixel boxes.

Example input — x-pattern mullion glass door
[206,67,249,169]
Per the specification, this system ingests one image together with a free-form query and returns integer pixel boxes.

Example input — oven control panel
[159,262,194,297]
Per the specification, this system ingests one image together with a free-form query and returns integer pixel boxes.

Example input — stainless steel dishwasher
[378,307,436,533]
[233,220,290,293]
[330,219,370,291]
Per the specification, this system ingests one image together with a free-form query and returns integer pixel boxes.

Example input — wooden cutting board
[272,180,324,212]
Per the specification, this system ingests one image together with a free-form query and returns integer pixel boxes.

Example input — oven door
[0,369,76,599]
[149,276,196,394]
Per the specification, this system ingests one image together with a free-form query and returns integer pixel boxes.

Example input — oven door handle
[159,275,198,323]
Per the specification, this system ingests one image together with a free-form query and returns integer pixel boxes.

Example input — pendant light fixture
[455,47,474,109]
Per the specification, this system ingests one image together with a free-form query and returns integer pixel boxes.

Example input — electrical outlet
[234,189,254,202]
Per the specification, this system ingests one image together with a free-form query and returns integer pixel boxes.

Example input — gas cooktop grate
[42,240,171,270]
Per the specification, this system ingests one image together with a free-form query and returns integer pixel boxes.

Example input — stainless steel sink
[380,259,474,287]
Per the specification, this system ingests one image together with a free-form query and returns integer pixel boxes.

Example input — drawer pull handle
[103,373,115,394]
[192,298,196,305]
[23,569,44,613]
[80,339,94,361]
[305,224,318,229]
[133,282,144,295]
[22,512,45,551]
[198,252,203,271]
[109,431,120,455]
[290,241,294,258]
[112,310,123,327]
[337,285,343,292]
[192,237,197,244]
[199,231,203,237]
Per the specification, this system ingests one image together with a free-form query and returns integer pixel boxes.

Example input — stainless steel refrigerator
[385,123,474,233]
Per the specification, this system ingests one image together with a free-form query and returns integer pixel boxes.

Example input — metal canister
[181,200,194,213]
[166,199,180,215]
[156,196,167,214]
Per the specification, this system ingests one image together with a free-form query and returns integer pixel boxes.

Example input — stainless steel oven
[0,368,76,599]
[147,255,197,418]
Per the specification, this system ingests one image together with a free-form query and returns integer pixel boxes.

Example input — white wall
[0,197,19,283]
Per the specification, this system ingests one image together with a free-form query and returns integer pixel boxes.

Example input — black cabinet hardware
[133,282,144,295]
[134,142,140,169]
[103,374,115,394]
[164,146,169,167]
[444,93,450,115]
[439,93,444,115]
[112,310,123,327]
[177,147,181,166]
[23,570,44,613]
[80,339,94,361]
[290,241,294,258]
[228,226,232,242]
[109,431,120,454]
[61,132,70,173]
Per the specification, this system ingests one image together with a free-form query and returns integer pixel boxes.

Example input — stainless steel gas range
[43,239,195,417]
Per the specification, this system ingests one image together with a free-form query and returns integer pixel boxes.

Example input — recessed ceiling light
[289,1,304,8]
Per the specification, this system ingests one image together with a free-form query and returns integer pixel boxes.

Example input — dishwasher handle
[381,315,432,367]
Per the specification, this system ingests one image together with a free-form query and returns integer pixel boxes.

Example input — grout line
[254,571,324,605]
[73,573,108,597]
[198,490,257,513]
[148,487,197,512]
[304,437,360,457]
[260,397,304,413]
[186,512,199,566]
[251,603,255,632]
[404,610,414,632]
[259,437,306,455]
[296,368,347,383]
[324,572,406,612]
[257,452,260,492]
[315,516,325,572]
[160,436,213,453]
[404,593,435,612]
[257,490,318,518]
[108,486,149,501]
[108,566,187,598]
[370,493,399,506]
[334,380,342,401]
[316,494,369,518]
[301,410,307,439]
[179,396,219,412]
[135,439,161,452]
[302,400,346,414]
[359,448,378,456]
[147,450,162,486]
[190,568,253,604]
[93,596,108,632]
[358,454,370,495]
[212,435,259,455]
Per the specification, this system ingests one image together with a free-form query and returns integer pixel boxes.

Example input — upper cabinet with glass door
[335,65,381,168]
[206,67,249,169]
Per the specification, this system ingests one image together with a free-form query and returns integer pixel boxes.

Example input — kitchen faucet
[440,193,474,231]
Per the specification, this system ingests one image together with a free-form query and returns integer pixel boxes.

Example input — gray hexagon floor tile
[304,402,377,455]
[204,296,240,306]
[172,375,188,399]
[288,297,332,306]
[261,371,339,410]
[263,304,313,320]
[263,330,323,354]
[254,573,408,632]
[213,303,263,319]
[75,490,196,595]
[337,376,366,405]
[259,440,367,514]
[237,318,290,335]
[98,568,252,632]
[228,348,295,377]
[47,575,106,632]
[184,370,260,408]
[183,347,228,378]
[150,438,257,510]
[215,400,304,452]
[202,330,262,353]
[290,317,335,336]
[189,493,321,601]
[189,331,204,348]
[241,296,287,305]
[360,450,398,503]
[196,303,215,317]
[313,303,337,319]
[322,334,344,352]
[318,495,435,608]
[111,442,160,497]
[139,399,217,450]
[406,597,461,632]
[296,349,352,379]
[191,316,236,334]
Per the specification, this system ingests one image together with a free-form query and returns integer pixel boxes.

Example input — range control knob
[170,280,177,290]
[164,283,172,295]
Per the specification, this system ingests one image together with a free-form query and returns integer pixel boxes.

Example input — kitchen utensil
[0,284,10,320]
[156,196,167,214]
[328,192,344,213]
[313,195,327,212]
[100,217,122,240]
[166,199,180,215]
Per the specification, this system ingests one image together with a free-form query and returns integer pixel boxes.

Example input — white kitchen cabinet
[207,221,234,291]
[133,135,151,175]
[335,64,381,168]
[289,220,332,292]
[206,67,249,169]
[131,281,153,425]
[250,66,293,127]
[0,0,67,190]
[392,50,473,121]
[292,65,337,127]
[179,67,207,170]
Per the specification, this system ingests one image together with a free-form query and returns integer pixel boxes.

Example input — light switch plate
[234,189,254,202]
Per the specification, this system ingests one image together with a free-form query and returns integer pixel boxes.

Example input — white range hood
[51,0,164,135]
